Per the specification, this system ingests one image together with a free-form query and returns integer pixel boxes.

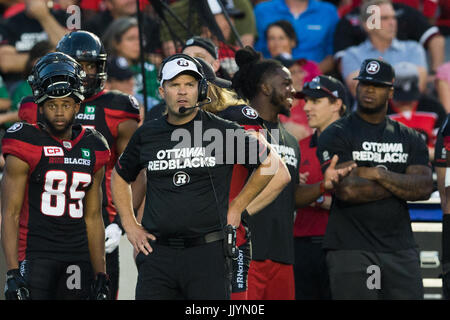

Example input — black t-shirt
[333,3,438,58]
[115,109,269,238]
[2,123,110,262]
[0,9,69,84]
[435,114,450,168]
[317,112,429,252]
[246,120,300,265]
[1,10,68,52]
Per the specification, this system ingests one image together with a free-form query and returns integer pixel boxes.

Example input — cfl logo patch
[173,171,190,186]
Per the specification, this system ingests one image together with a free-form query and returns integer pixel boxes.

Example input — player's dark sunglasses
[303,81,337,98]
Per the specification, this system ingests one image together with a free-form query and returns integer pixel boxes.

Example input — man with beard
[231,47,354,300]
[317,58,433,299]
[1,52,111,300]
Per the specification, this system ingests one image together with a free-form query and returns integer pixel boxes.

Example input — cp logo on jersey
[242,106,258,119]
[44,146,64,156]
[366,61,380,75]
[173,171,190,186]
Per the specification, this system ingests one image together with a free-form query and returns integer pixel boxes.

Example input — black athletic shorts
[326,248,423,300]
[19,258,94,300]
[135,240,230,300]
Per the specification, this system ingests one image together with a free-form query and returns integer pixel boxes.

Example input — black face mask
[83,74,100,98]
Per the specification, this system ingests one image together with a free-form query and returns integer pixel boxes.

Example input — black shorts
[135,240,230,300]
[294,236,330,300]
[19,258,94,300]
[326,248,423,300]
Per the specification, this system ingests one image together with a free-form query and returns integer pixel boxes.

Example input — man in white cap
[110,53,289,299]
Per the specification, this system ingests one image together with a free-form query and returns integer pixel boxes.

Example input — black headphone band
[158,53,205,82]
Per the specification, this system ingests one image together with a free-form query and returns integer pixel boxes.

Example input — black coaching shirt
[2,123,110,262]
[115,109,269,239]
[247,120,300,265]
[317,112,430,252]
[214,105,301,264]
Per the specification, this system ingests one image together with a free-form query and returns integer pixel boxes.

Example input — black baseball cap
[194,57,232,88]
[182,36,218,60]
[393,62,420,102]
[107,56,134,81]
[296,75,347,105]
[353,58,395,86]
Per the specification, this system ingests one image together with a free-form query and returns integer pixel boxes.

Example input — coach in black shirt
[111,54,284,300]
[317,58,433,299]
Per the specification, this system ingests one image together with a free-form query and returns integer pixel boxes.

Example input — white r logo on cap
[366,61,380,74]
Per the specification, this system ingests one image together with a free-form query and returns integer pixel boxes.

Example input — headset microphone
[179,97,212,114]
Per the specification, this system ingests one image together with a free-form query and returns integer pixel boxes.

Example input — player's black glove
[224,224,238,260]
[443,272,450,299]
[4,269,30,300]
[89,273,111,300]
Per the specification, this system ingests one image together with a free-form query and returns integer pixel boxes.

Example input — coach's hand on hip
[125,223,156,255]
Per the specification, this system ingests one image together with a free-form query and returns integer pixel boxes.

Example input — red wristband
[319,181,325,194]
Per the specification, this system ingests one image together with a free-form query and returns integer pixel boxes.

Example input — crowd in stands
[0,0,448,164]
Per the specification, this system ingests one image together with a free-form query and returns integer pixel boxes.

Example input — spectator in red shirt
[436,0,450,36]
[388,61,447,161]
[293,75,348,300]
[341,0,438,20]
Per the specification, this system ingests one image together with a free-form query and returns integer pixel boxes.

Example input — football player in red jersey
[18,30,142,299]
[1,52,111,300]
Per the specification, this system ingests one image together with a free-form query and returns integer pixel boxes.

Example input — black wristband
[242,209,250,220]
[6,269,21,278]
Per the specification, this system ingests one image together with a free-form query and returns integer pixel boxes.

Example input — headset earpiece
[158,53,209,103]
[197,77,208,102]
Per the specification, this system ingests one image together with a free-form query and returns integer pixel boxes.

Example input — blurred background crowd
[0,0,448,168]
